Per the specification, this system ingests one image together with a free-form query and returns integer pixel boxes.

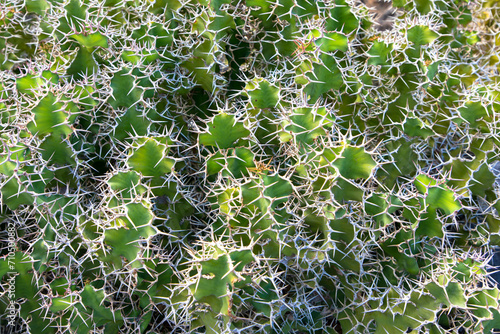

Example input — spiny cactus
[1,0,500,333]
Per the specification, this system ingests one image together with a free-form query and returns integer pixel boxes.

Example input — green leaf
[126,203,153,228]
[17,72,58,95]
[483,309,500,333]
[35,194,78,222]
[40,134,76,166]
[151,0,182,17]
[469,163,495,197]
[465,31,480,45]
[415,0,432,14]
[415,175,461,215]
[371,290,441,333]
[315,32,348,52]
[27,93,72,138]
[58,0,86,35]
[263,174,293,208]
[122,51,140,64]
[206,152,225,175]
[387,140,418,179]
[207,148,255,178]
[291,0,318,16]
[241,180,271,213]
[426,61,440,80]
[182,39,214,92]
[403,117,434,138]
[103,222,156,268]
[0,253,56,333]
[128,139,174,177]
[414,174,437,192]
[25,0,49,14]
[304,56,343,103]
[193,254,232,308]
[407,25,439,45]
[365,194,393,227]
[246,0,272,12]
[109,69,143,109]
[426,282,467,308]
[80,285,123,326]
[458,101,488,127]
[368,41,393,66]
[67,48,98,79]
[304,212,329,242]
[285,107,333,144]
[382,238,420,275]
[332,178,363,202]
[427,187,461,215]
[230,249,254,271]
[112,106,150,141]
[108,171,146,198]
[0,177,34,209]
[247,80,280,109]
[0,145,29,166]
[70,32,108,50]
[325,0,359,34]
[27,167,54,194]
[416,207,443,238]
[206,0,235,36]
[252,281,279,316]
[333,145,376,179]
[50,295,77,313]
[193,251,254,314]
[199,113,250,149]
[191,309,220,334]
[468,288,499,320]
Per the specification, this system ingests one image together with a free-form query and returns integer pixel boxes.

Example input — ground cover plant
[1,0,500,333]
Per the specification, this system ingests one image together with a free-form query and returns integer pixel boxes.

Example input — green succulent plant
[1,0,500,333]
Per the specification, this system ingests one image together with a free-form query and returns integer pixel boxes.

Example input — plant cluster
[1,0,500,333]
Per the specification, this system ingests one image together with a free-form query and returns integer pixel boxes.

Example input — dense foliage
[1,0,500,333]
